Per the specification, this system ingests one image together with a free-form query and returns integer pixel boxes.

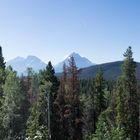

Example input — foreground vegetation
[0,46,139,140]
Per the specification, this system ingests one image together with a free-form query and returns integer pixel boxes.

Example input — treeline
[0,46,139,140]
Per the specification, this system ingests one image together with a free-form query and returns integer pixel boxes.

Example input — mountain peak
[55,52,94,72]
[6,55,46,75]
[14,56,24,60]
[6,53,95,74]
[26,55,40,60]
[69,52,79,56]
[68,52,81,58]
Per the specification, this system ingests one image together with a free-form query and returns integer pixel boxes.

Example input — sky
[0,0,140,65]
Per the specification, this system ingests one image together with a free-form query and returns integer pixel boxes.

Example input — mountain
[78,61,140,80]
[7,54,140,81]
[56,61,140,80]
[6,52,94,75]
[54,52,94,72]
[6,55,47,75]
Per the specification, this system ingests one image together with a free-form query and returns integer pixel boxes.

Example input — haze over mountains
[54,52,94,72]
[6,52,94,75]
[6,55,47,75]
[6,52,140,80]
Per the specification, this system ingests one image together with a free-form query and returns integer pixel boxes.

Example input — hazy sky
[0,0,140,64]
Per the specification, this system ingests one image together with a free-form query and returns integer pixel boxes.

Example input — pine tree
[63,56,83,140]
[20,67,39,139]
[38,61,60,140]
[0,46,5,69]
[67,56,79,103]
[0,46,6,100]
[2,66,24,139]
[94,68,106,117]
[19,75,31,139]
[26,83,49,140]
[55,63,67,139]
[95,107,127,140]
[0,46,6,138]
[81,78,96,139]
[83,69,106,139]
[116,46,139,139]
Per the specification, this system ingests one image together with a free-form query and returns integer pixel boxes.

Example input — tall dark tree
[116,46,139,139]
[26,83,49,140]
[0,46,5,69]
[94,68,106,117]
[61,56,83,140]
[39,61,60,140]
[2,67,24,140]
[0,46,6,97]
[82,79,96,138]
[19,75,32,139]
[18,69,39,139]
[55,63,67,139]
[0,46,6,138]
[83,69,106,139]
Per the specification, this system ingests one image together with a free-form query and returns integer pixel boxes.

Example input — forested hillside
[79,61,140,80]
[0,46,139,140]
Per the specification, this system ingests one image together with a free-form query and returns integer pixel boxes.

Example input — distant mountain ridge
[6,52,95,75]
[6,55,47,75]
[56,61,140,80]
[54,52,94,72]
[7,54,140,81]
[78,61,140,80]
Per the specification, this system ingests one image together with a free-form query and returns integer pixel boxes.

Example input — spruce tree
[82,79,96,138]
[0,46,6,98]
[63,56,83,140]
[55,63,67,139]
[38,61,60,140]
[26,83,49,140]
[2,66,23,139]
[0,46,5,69]
[0,46,6,138]
[116,46,139,139]
[20,72,39,139]
[19,76,30,139]
[94,68,106,117]
[83,69,106,139]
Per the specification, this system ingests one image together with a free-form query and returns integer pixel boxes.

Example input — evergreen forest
[0,46,139,140]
